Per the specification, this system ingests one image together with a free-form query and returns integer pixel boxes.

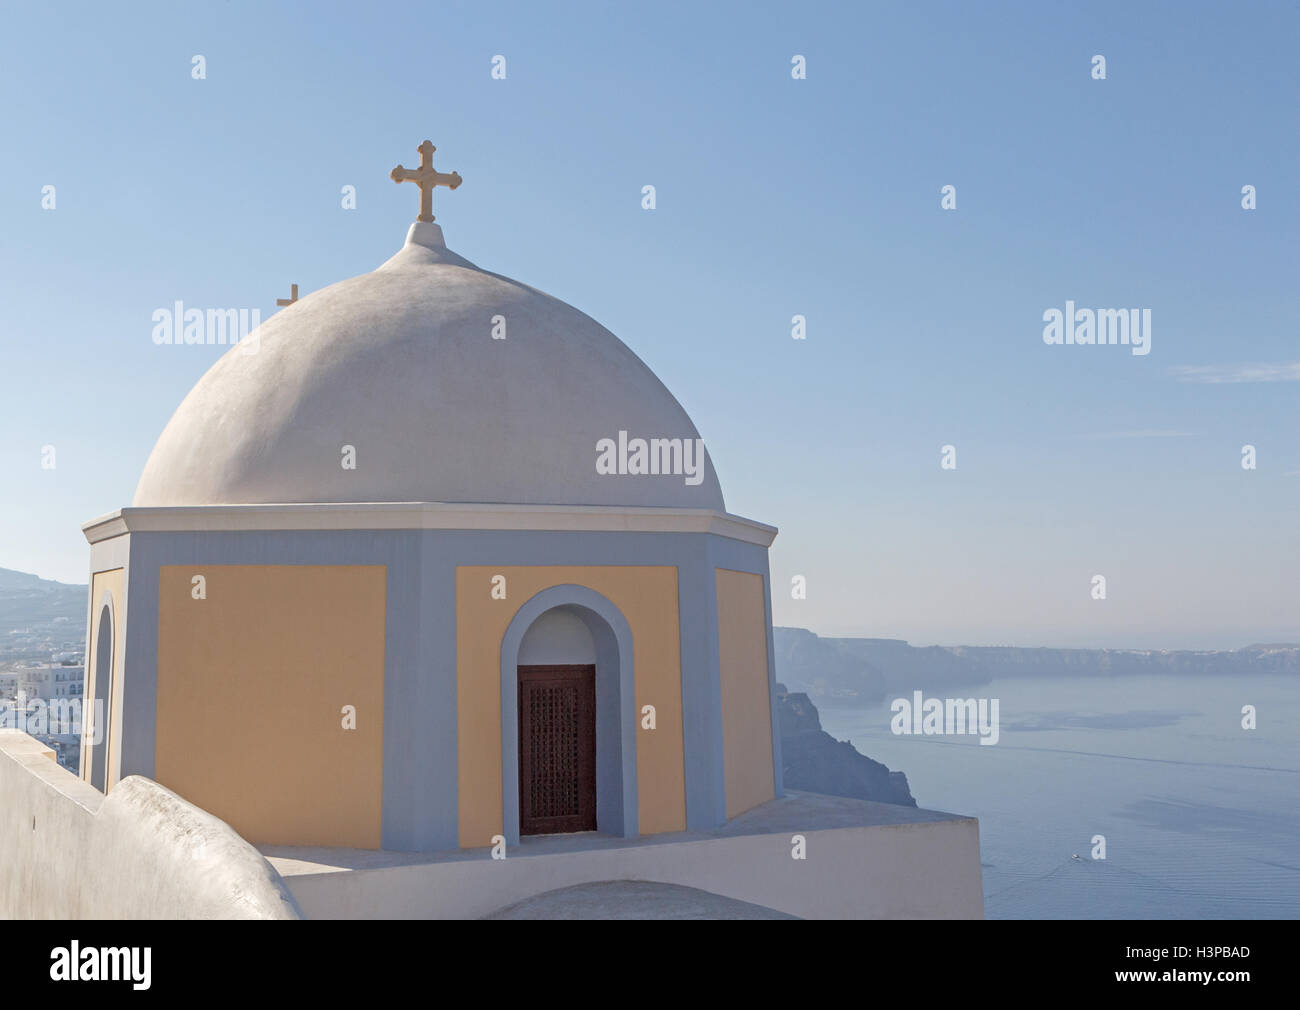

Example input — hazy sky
[1,1,1296,649]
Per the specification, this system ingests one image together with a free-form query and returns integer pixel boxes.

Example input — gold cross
[390,140,462,223]
[276,283,298,307]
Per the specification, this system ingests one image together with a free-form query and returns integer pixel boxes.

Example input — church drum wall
[117,528,780,852]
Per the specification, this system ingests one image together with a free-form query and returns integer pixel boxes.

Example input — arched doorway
[500,587,638,844]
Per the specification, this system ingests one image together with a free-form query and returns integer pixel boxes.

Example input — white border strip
[82,502,778,547]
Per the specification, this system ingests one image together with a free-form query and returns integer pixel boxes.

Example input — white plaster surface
[134,224,725,510]
[0,731,301,919]
[484,880,797,919]
[1,726,982,920]
[518,607,597,665]
[81,502,776,546]
[263,792,985,920]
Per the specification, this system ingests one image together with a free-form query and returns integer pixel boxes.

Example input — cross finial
[390,140,462,223]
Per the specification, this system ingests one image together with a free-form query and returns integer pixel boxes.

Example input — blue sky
[1,1,1296,648]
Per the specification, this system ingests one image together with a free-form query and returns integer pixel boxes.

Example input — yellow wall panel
[716,568,775,818]
[156,565,386,848]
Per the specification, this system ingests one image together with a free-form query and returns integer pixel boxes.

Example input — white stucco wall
[273,815,984,920]
[0,730,301,919]
[1,725,983,920]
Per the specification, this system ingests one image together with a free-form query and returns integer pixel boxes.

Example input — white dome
[134,224,725,511]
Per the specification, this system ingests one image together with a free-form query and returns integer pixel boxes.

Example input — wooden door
[518,664,597,835]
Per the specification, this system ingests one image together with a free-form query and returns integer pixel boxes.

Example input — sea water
[815,673,1300,919]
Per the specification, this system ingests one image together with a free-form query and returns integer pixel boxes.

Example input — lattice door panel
[518,665,597,835]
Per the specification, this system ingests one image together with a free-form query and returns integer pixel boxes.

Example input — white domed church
[0,141,982,919]
[79,142,784,855]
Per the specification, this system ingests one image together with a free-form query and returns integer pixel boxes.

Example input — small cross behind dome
[390,140,462,223]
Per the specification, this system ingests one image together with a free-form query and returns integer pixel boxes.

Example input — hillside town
[0,567,88,771]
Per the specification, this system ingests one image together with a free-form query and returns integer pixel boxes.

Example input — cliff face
[950,643,1300,677]
[772,627,887,704]
[775,683,916,807]
[775,627,1300,706]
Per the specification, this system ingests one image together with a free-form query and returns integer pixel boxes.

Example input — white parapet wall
[266,793,985,919]
[0,730,301,920]
[2,731,983,920]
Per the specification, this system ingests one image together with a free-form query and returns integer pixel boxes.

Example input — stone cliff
[775,683,916,807]
[775,627,1300,706]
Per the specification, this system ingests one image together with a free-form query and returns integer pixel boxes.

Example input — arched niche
[88,598,114,792]
[499,585,637,845]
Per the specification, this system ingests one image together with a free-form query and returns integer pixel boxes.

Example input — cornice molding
[82,502,778,548]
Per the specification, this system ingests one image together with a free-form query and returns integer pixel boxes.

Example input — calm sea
[815,673,1300,919]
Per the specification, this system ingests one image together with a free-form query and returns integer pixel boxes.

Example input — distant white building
[8,664,83,702]
[49,666,84,699]
[16,667,52,699]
